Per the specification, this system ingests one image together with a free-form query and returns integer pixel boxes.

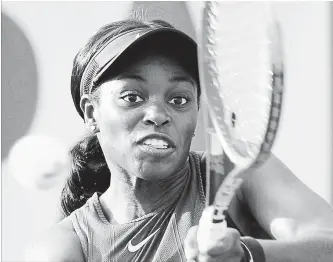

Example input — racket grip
[197,206,227,254]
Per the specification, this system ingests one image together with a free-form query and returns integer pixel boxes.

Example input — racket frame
[199,1,284,221]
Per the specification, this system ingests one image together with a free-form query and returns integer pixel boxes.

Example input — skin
[26,54,333,262]
[82,54,201,222]
[85,55,198,182]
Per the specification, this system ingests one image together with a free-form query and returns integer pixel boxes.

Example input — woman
[27,19,333,262]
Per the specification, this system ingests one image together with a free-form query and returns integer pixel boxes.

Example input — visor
[74,27,198,119]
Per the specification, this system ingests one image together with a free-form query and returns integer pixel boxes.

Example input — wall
[2,2,332,261]
[272,2,332,203]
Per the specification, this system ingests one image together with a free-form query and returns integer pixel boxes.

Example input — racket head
[199,2,284,169]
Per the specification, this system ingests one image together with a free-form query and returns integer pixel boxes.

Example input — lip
[138,144,175,157]
[136,133,176,149]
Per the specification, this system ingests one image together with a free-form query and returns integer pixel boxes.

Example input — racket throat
[212,206,227,223]
[211,167,244,222]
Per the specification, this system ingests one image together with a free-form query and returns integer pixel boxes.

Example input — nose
[143,104,171,127]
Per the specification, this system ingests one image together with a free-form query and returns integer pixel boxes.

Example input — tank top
[69,151,206,262]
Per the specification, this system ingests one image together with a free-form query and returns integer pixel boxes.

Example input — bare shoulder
[25,217,85,262]
[198,151,235,175]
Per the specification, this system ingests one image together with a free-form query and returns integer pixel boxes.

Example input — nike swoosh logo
[128,228,160,252]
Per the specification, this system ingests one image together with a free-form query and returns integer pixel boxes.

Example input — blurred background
[2,1,332,261]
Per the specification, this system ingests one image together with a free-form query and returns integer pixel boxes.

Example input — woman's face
[92,54,199,180]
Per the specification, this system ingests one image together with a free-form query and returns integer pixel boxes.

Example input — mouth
[142,138,171,149]
[136,133,176,156]
[137,133,175,148]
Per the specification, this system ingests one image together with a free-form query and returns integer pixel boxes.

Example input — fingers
[185,226,244,262]
[187,254,241,262]
[203,228,242,257]
[197,254,241,262]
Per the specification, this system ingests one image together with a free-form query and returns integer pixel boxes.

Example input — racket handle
[197,206,227,254]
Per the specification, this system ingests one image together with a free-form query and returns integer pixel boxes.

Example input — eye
[121,94,144,103]
[169,96,189,106]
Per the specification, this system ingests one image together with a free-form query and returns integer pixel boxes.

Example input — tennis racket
[197,1,284,253]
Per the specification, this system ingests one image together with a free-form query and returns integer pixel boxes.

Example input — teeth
[143,138,169,148]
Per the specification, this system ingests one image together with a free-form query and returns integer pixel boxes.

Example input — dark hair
[61,135,110,216]
[61,19,200,216]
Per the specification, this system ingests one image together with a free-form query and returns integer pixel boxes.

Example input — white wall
[272,2,332,203]
[2,1,332,261]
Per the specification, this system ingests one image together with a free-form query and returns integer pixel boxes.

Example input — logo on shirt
[128,228,160,252]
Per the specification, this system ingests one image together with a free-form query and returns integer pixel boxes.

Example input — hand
[184,216,244,262]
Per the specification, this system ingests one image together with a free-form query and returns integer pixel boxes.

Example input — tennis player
[26,19,333,262]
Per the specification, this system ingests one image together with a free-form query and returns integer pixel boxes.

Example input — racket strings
[204,1,275,160]
[204,2,241,159]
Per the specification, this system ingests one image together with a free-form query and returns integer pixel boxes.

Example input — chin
[136,164,174,181]
[129,147,190,180]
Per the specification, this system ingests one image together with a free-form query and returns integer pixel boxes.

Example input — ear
[80,94,98,130]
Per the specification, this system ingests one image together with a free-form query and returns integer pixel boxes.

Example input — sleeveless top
[69,151,270,262]
[69,151,205,262]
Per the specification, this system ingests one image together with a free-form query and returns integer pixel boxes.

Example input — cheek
[97,107,139,155]
[176,111,198,144]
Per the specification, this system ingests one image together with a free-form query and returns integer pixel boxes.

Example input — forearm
[257,234,333,262]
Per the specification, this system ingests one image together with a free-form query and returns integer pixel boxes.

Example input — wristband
[241,240,253,262]
[241,237,266,262]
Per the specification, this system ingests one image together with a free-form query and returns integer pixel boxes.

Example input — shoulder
[25,217,85,262]
[189,151,205,164]
[191,151,234,175]
[189,151,207,177]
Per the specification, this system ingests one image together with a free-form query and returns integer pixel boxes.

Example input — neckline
[92,192,159,225]
[89,151,204,225]
[92,170,190,225]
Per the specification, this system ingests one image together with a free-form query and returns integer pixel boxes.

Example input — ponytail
[60,134,110,216]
